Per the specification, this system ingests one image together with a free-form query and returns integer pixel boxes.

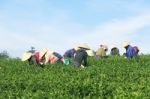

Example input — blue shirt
[126,45,136,58]
[53,52,62,59]
[63,49,75,58]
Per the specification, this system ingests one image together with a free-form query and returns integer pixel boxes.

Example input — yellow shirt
[96,48,106,56]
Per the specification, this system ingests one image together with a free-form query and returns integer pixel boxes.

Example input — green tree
[0,50,9,58]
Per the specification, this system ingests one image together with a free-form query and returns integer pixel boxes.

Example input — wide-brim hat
[39,48,49,59]
[86,50,95,56]
[103,45,108,50]
[21,52,33,61]
[78,43,90,50]
[45,50,54,56]
[74,46,79,51]
[110,45,116,49]
[122,41,129,48]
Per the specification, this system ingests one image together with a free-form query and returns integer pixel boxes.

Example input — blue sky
[0,0,150,57]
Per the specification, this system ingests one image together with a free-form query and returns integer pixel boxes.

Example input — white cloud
[1,12,150,57]
[93,13,150,39]
[72,13,150,54]
[1,1,150,57]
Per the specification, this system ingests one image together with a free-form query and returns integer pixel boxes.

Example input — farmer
[133,46,140,56]
[122,41,139,58]
[43,49,69,65]
[22,48,51,65]
[96,45,108,58]
[73,43,89,68]
[110,45,120,56]
[21,51,41,65]
[63,47,79,58]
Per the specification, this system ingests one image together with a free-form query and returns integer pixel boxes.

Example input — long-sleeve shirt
[126,45,136,58]
[73,49,88,67]
[45,54,58,64]
[96,48,106,56]
[34,51,41,62]
[63,48,75,58]
[45,52,63,64]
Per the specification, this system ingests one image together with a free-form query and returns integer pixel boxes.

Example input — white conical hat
[78,43,90,50]
[39,48,49,59]
[74,46,79,51]
[21,52,33,61]
[103,45,108,50]
[86,50,95,56]
[122,41,129,48]
[110,45,116,49]
[45,50,54,56]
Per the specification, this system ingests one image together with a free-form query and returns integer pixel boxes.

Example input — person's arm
[64,49,71,57]
[44,54,50,64]
[83,54,87,66]
[71,49,75,58]
[63,51,68,57]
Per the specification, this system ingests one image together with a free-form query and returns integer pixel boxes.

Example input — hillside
[0,55,150,98]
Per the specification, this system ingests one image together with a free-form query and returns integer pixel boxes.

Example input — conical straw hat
[78,43,90,50]
[103,45,108,50]
[45,50,54,56]
[86,50,95,56]
[74,46,79,51]
[39,48,49,59]
[21,52,33,61]
[110,45,116,49]
[122,41,129,48]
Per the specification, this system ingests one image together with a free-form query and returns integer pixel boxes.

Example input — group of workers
[21,41,139,68]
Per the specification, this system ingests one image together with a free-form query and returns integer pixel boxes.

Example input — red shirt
[34,51,41,62]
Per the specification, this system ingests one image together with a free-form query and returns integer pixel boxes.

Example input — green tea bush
[0,55,150,98]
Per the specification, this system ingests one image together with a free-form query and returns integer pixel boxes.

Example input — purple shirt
[63,48,75,58]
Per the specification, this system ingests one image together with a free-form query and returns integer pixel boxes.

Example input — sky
[0,0,150,57]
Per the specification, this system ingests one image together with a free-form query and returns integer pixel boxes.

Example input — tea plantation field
[0,55,150,98]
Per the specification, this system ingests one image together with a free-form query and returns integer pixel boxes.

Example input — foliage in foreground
[0,55,150,98]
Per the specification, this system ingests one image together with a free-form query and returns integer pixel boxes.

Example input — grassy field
[0,55,150,98]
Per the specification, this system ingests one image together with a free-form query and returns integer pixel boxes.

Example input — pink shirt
[34,51,41,62]
[45,54,59,64]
